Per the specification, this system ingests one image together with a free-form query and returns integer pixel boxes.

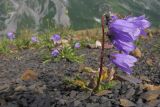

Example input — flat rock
[0,99,6,106]
[136,98,144,107]
[125,88,136,98]
[59,99,67,105]
[70,91,77,98]
[120,98,136,107]
[145,100,160,107]
[140,76,151,82]
[74,100,81,107]
[103,101,112,107]
[15,85,27,91]
[115,74,142,85]
[0,84,9,92]
[99,97,109,104]
[86,103,99,107]
[21,69,38,81]
[89,96,99,102]
[95,90,112,96]
[141,90,160,101]
[143,84,160,91]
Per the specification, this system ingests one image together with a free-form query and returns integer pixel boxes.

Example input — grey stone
[100,97,108,104]
[74,100,81,107]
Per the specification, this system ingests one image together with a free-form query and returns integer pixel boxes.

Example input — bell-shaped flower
[109,19,141,42]
[110,53,137,74]
[50,34,61,43]
[125,15,151,36]
[74,42,81,48]
[51,49,59,57]
[7,32,15,40]
[31,36,39,43]
[112,39,136,54]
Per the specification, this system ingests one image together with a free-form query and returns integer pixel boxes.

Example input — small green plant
[0,37,10,54]
[99,80,117,91]
[39,33,54,50]
[14,38,30,50]
[60,46,84,63]
[42,46,84,63]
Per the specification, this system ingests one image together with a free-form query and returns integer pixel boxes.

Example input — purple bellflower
[108,15,150,54]
[74,42,81,48]
[109,19,141,42]
[110,53,137,74]
[109,15,150,42]
[112,39,136,54]
[51,34,61,43]
[31,36,39,43]
[7,32,15,40]
[125,15,151,36]
[51,49,59,57]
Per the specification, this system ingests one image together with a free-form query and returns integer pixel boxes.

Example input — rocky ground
[0,31,160,107]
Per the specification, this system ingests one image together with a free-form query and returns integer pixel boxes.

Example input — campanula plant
[95,13,150,90]
[40,33,83,63]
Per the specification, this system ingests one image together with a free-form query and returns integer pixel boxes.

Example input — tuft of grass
[0,37,10,54]
[38,33,54,50]
[14,38,30,50]
[60,46,84,63]
[41,46,84,63]
[99,80,117,90]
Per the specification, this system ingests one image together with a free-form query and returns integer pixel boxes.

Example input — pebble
[70,91,77,98]
[120,98,136,107]
[99,97,108,104]
[59,99,67,105]
[125,88,136,98]
[15,85,27,91]
[136,98,144,107]
[90,96,98,103]
[0,84,9,92]
[74,100,81,107]
[86,103,100,107]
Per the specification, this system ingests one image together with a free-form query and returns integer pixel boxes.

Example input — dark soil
[0,33,160,107]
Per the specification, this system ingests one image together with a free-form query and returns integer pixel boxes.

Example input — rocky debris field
[0,32,160,107]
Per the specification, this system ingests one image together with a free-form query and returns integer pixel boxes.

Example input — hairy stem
[95,15,105,91]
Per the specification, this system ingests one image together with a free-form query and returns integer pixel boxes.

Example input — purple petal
[109,19,141,42]
[74,42,81,48]
[31,36,39,43]
[110,53,137,74]
[51,49,59,57]
[125,15,151,33]
[51,34,61,42]
[7,32,15,40]
[112,40,136,54]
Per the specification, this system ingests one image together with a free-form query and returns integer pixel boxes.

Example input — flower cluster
[51,34,61,44]
[108,15,150,74]
[51,34,81,57]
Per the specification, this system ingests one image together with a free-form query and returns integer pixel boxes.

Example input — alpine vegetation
[96,13,150,90]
